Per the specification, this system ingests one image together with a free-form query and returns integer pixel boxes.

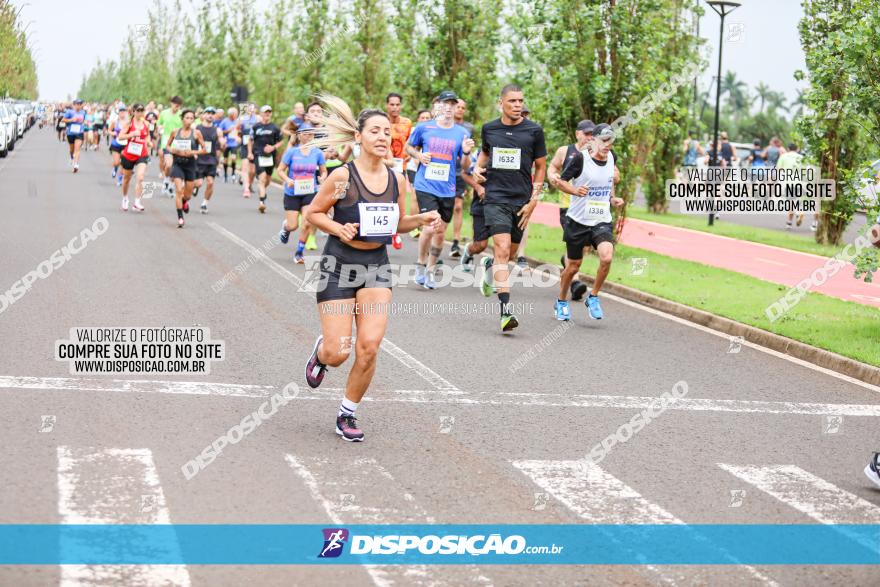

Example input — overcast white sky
[15,0,807,107]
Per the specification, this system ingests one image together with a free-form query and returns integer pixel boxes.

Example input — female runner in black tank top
[167,110,206,228]
[303,94,441,442]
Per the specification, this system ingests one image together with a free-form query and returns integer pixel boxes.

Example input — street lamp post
[706,0,740,226]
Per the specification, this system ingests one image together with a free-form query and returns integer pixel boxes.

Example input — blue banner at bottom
[2,524,879,565]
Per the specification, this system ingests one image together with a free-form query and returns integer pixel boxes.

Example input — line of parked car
[0,100,40,157]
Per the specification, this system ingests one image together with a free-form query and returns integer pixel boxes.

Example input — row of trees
[79,0,702,222]
[797,0,879,250]
[0,0,38,99]
[78,0,506,125]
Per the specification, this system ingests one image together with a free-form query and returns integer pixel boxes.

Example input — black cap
[576,119,595,133]
[73,99,83,104]
[522,104,531,115]
[593,123,615,140]
[436,90,459,102]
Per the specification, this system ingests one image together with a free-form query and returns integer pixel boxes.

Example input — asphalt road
[2,129,879,586]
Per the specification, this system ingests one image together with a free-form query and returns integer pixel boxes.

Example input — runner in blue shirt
[218,107,241,183]
[404,90,474,289]
[63,99,87,173]
[277,123,327,263]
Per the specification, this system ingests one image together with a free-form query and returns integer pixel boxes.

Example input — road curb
[522,256,880,388]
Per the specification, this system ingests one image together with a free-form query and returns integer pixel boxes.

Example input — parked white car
[0,103,15,153]
[12,104,27,138]
[0,119,7,157]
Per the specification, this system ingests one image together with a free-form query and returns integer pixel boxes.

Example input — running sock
[338,398,359,417]
[192,186,200,197]
[452,239,459,247]
[498,292,511,315]
[177,209,184,220]
[230,162,236,175]
[296,240,306,253]
[223,165,228,179]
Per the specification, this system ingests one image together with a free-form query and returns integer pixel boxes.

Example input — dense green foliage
[79,0,701,212]
[0,0,38,99]
[796,0,880,247]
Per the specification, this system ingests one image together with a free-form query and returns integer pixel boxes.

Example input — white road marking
[207,221,460,391]
[8,375,880,417]
[512,459,680,524]
[513,460,777,585]
[718,464,880,524]
[286,454,490,587]
[57,446,190,586]
[0,375,275,398]
[602,291,880,393]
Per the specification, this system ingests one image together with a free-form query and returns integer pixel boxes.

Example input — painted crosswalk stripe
[57,446,190,586]
[513,459,778,585]
[718,464,880,524]
[286,454,490,587]
[512,459,680,524]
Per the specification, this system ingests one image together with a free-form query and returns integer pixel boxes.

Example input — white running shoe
[132,198,145,212]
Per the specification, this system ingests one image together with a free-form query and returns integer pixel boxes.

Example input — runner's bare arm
[305,166,355,239]
[547,145,567,186]
[531,157,547,198]
[472,151,489,182]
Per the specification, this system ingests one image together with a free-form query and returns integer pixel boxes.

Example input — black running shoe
[336,414,364,442]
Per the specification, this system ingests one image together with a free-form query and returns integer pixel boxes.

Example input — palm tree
[766,91,788,114]
[754,82,771,114]
[720,71,749,118]
[790,89,807,118]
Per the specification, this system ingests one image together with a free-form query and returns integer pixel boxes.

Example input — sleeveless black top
[173,127,197,163]
[197,125,219,165]
[332,162,399,245]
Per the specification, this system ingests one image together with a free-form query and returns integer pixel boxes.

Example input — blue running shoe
[415,264,427,287]
[554,299,571,321]
[586,294,603,320]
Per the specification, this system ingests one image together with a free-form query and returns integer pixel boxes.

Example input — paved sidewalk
[529,202,880,308]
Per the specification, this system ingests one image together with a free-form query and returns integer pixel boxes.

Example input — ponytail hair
[308,93,388,152]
